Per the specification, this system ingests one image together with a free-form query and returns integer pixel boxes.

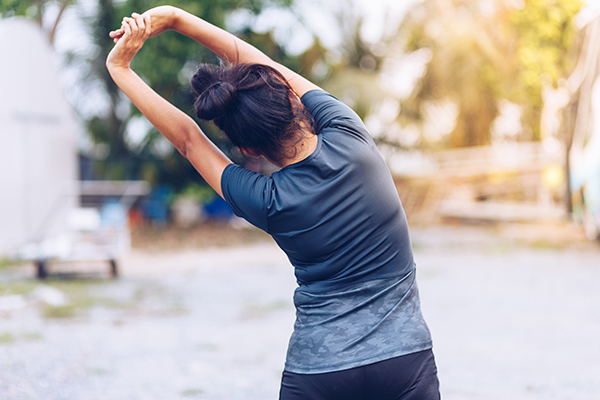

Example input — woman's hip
[279,349,441,400]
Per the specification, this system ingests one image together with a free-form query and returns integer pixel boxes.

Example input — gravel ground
[0,222,599,399]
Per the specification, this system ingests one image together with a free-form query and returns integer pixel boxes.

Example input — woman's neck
[279,133,318,168]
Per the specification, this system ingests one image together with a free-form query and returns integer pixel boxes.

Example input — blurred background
[2,0,600,250]
[1,0,600,399]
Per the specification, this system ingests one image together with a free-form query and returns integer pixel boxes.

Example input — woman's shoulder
[301,90,371,142]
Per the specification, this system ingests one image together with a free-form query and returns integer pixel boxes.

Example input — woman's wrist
[106,49,134,71]
[106,61,127,72]
[106,63,132,83]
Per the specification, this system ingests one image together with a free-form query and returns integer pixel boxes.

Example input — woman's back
[222,90,415,291]
[222,90,433,374]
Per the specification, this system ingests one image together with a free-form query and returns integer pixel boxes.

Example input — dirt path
[0,223,598,399]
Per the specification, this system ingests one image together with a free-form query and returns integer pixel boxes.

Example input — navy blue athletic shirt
[222,90,432,373]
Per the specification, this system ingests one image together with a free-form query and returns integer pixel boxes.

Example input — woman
[107,6,440,399]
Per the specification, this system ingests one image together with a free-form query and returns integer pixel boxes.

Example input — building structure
[0,18,79,256]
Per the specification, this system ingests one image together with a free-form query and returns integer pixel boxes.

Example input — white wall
[0,19,78,256]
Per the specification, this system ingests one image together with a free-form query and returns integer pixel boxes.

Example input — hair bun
[194,80,237,121]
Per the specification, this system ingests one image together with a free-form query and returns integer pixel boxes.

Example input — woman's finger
[132,12,145,38]
[122,16,135,32]
[132,12,144,28]
[109,28,123,38]
[124,17,138,37]
[121,17,132,37]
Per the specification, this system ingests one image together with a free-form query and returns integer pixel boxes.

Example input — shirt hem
[283,341,433,374]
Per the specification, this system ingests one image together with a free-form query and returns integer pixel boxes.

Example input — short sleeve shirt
[221,90,432,373]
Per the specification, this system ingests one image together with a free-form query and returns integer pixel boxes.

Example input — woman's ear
[238,147,261,158]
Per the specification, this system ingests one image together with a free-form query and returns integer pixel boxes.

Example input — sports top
[221,90,432,373]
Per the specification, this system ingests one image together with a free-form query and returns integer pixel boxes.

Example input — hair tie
[208,81,223,90]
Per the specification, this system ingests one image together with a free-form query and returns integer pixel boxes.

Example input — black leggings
[279,350,440,400]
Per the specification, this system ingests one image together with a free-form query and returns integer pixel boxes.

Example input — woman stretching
[107,6,440,399]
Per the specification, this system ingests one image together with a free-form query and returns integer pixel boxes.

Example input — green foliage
[0,0,73,44]
[0,0,38,18]
[0,332,43,344]
[0,256,20,270]
[396,0,582,148]
[181,388,204,397]
[100,0,308,194]
[0,0,372,198]
[398,0,504,148]
[43,304,79,319]
[507,0,582,139]
[176,182,217,204]
[0,0,303,194]
[0,333,15,344]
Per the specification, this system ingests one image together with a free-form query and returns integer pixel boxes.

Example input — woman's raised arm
[106,13,231,197]
[111,6,321,97]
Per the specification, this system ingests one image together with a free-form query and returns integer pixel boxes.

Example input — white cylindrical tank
[0,18,79,256]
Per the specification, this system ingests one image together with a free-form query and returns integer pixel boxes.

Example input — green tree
[507,0,582,141]
[302,2,391,123]
[0,0,72,45]
[86,0,302,189]
[2,0,303,191]
[391,0,582,149]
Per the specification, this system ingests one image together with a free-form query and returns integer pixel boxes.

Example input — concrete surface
[0,224,599,399]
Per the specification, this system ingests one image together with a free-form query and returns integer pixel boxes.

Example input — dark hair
[191,63,315,164]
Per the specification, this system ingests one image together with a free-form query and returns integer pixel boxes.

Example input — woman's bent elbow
[177,139,191,159]
[177,131,200,160]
